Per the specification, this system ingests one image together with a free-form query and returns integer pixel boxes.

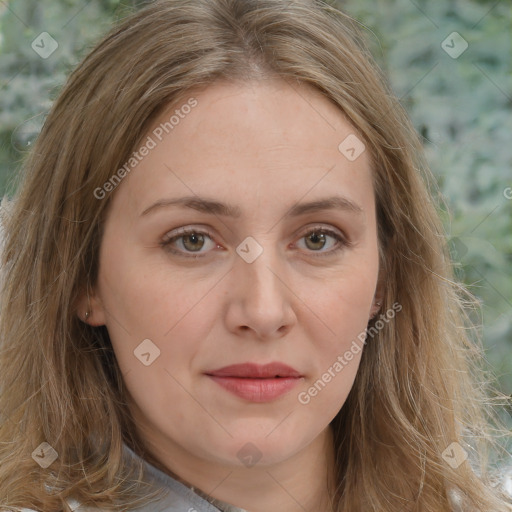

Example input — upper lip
[206,362,302,378]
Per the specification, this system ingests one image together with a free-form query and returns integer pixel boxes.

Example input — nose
[224,242,297,341]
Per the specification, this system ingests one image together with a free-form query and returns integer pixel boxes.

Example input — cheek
[301,258,378,395]
[96,250,217,376]
[313,261,377,339]
[96,264,211,433]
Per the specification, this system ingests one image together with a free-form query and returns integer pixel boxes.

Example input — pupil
[185,233,203,251]
[308,232,325,250]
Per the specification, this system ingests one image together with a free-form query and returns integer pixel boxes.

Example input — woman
[0,0,510,510]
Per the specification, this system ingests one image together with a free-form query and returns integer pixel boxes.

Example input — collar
[123,443,248,512]
[63,443,248,512]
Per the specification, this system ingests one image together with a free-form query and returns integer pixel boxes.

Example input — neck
[139,427,336,512]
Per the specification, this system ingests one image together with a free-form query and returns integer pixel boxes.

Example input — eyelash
[160,226,350,259]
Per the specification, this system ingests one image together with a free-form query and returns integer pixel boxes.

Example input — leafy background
[339,0,512,401]
[0,0,510,414]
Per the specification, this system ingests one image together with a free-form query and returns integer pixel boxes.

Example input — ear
[369,269,385,319]
[75,284,107,326]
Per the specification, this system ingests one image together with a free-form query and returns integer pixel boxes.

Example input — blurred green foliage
[338,0,512,398]
[0,1,511,397]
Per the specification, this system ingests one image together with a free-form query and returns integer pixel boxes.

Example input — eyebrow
[140,195,363,218]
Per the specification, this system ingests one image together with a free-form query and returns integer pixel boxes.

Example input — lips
[207,362,302,379]
[205,362,303,402]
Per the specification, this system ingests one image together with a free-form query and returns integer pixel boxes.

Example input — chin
[204,428,315,468]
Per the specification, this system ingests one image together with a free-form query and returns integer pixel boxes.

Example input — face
[87,78,381,471]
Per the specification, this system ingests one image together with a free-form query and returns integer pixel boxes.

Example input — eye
[161,227,218,258]
[294,226,349,257]
[161,225,350,259]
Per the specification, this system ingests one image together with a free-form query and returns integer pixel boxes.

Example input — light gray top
[19,443,247,512]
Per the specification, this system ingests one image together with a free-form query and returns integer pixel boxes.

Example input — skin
[80,77,383,512]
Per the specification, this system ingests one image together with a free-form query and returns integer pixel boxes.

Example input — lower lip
[208,376,301,402]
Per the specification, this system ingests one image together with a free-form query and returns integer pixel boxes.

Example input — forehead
[109,78,374,219]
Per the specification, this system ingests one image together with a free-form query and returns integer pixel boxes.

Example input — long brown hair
[0,0,510,510]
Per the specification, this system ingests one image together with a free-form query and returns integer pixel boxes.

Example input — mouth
[205,362,303,402]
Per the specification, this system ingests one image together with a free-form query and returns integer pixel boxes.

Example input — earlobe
[370,271,385,319]
[369,298,382,319]
[75,286,107,326]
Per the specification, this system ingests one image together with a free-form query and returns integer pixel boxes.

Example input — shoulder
[13,498,100,511]
[14,445,224,512]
